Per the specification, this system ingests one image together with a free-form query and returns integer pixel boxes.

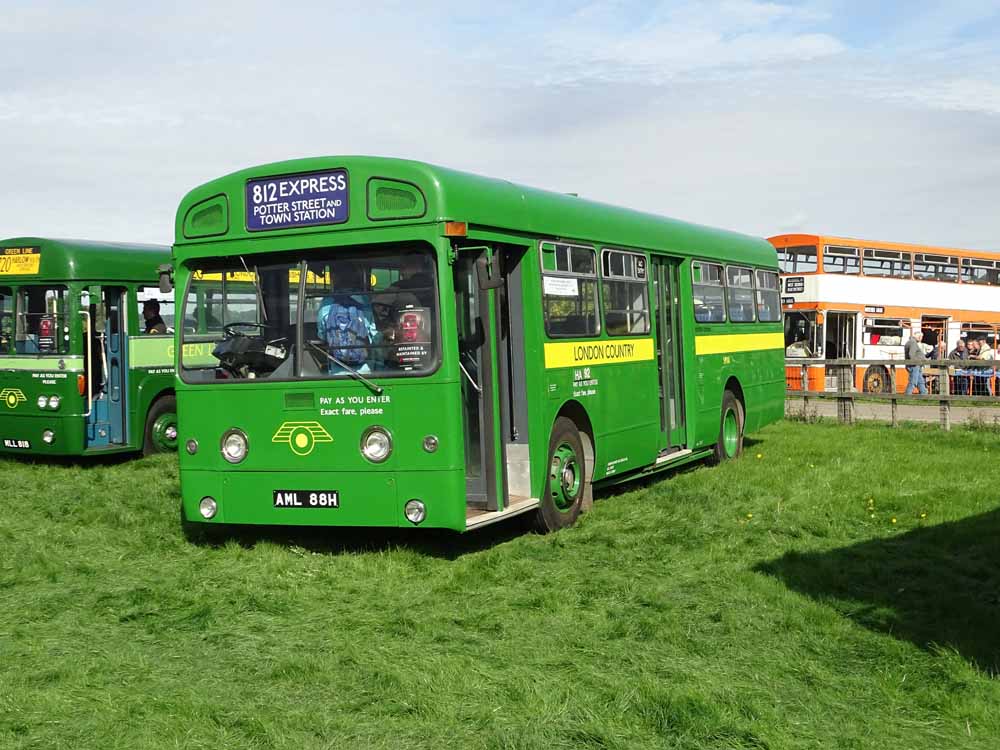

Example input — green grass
[1,421,999,749]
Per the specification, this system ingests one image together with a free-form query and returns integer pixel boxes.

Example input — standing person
[904,331,927,395]
[949,338,969,394]
[949,339,968,360]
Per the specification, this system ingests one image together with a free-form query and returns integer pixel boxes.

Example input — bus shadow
[0,452,138,469]
[199,512,537,560]
[756,509,1000,673]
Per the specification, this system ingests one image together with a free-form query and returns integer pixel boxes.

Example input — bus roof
[0,237,170,283]
[769,233,1000,261]
[175,156,776,267]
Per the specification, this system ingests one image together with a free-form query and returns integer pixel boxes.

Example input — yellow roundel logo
[272,421,333,456]
[0,388,26,409]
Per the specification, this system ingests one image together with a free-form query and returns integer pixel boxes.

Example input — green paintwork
[723,409,739,457]
[151,410,179,451]
[173,157,784,532]
[0,237,174,456]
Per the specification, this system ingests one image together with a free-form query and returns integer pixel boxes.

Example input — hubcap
[550,443,581,511]
[723,409,739,457]
[152,412,179,451]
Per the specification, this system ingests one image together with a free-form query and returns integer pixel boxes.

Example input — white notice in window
[543,276,579,297]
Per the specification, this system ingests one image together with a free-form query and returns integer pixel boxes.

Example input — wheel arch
[724,376,745,413]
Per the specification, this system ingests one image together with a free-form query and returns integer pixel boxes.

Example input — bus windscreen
[181,244,438,381]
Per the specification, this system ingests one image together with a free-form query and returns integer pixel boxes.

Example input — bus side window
[692,261,726,323]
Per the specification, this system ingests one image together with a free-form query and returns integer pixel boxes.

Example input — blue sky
[1,1,999,248]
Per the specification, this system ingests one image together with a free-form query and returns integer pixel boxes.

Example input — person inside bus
[143,300,167,335]
[387,253,435,307]
[904,331,927,395]
[316,261,375,373]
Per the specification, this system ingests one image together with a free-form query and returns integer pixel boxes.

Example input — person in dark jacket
[143,300,167,335]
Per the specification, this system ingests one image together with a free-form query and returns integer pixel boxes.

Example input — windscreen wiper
[307,342,384,396]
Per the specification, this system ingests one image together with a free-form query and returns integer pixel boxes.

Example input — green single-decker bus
[172,157,783,533]
[0,238,178,455]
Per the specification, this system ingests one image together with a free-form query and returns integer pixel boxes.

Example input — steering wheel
[223,321,268,338]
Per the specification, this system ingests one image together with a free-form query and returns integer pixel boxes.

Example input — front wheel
[712,390,744,464]
[535,417,587,533]
[143,395,178,455]
[863,365,892,394]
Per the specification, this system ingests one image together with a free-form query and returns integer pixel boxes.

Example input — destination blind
[0,247,40,275]
[246,169,349,231]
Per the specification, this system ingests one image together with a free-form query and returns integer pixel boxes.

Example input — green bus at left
[0,238,178,456]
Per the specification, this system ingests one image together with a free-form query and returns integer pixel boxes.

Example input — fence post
[940,367,951,432]
[800,364,810,416]
[837,362,854,424]
[888,365,898,427]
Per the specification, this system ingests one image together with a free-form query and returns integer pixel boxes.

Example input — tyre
[535,416,587,533]
[143,395,178,455]
[711,390,744,464]
[863,366,891,394]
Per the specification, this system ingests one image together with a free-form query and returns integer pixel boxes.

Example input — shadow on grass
[757,509,1000,673]
[188,511,538,560]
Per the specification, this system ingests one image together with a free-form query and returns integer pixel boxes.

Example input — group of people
[905,331,996,395]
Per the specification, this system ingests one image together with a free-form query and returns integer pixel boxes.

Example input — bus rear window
[16,286,69,355]
[777,245,817,273]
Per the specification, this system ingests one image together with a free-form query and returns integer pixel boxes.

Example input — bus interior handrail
[79,310,93,417]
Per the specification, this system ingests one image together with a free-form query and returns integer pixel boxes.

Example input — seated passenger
[316,262,375,373]
[143,300,167,335]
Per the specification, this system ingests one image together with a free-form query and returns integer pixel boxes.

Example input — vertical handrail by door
[78,310,93,417]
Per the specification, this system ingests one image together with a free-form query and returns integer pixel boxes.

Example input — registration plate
[3,439,30,449]
[273,489,339,508]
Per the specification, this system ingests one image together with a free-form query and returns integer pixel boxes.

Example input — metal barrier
[785,358,1000,430]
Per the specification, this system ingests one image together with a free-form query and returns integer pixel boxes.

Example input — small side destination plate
[3,439,30,449]
[273,489,339,508]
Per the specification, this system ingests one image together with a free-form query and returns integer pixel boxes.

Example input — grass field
[1,420,998,749]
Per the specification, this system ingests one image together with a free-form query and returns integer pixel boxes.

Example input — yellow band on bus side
[544,338,655,369]
[695,332,784,356]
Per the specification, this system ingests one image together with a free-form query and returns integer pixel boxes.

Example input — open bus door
[83,286,128,448]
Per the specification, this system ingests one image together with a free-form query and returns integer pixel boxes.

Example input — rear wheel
[863,365,891,394]
[535,417,587,533]
[712,390,744,463]
[143,395,178,455]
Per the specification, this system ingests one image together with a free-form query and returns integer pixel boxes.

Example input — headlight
[48,395,60,410]
[360,426,392,463]
[220,428,249,464]
[199,496,218,519]
[422,435,439,453]
[185,439,199,455]
[37,395,48,409]
[404,499,426,525]
[42,429,55,444]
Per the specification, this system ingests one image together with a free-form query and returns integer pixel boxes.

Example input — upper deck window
[913,253,958,282]
[541,242,599,338]
[961,258,1000,285]
[601,249,649,336]
[726,266,755,322]
[823,245,860,274]
[15,286,69,355]
[777,245,817,274]
[692,261,726,323]
[862,248,911,279]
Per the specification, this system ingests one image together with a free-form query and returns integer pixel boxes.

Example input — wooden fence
[785,358,1000,430]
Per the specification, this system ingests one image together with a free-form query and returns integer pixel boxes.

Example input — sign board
[246,169,349,231]
[0,247,40,275]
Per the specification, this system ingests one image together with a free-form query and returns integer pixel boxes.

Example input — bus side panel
[127,336,175,449]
